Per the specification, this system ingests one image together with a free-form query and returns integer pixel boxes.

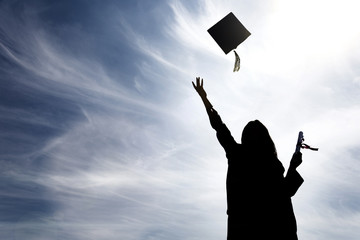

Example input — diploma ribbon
[301,143,319,151]
[296,131,319,152]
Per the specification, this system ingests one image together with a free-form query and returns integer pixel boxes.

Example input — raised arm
[192,77,221,130]
[284,152,304,197]
[192,77,212,109]
[192,77,237,152]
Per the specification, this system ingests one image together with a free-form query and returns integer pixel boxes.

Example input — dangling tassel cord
[233,50,240,72]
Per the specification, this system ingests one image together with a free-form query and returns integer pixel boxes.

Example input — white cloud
[1,0,360,239]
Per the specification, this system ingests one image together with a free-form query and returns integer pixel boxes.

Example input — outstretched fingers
[193,77,207,98]
[194,77,203,88]
[193,77,200,90]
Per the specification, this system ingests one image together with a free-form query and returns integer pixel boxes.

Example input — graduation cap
[208,12,251,72]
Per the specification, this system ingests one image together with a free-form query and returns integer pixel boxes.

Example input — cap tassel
[233,50,240,72]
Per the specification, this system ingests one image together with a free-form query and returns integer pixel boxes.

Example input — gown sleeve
[207,108,238,154]
[284,169,304,197]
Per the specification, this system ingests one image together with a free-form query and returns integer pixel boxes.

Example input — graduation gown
[213,119,303,240]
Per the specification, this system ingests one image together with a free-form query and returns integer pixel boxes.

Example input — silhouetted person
[192,77,303,240]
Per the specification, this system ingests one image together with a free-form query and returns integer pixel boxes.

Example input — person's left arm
[284,152,304,197]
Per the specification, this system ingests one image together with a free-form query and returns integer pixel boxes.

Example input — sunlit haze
[1,0,360,239]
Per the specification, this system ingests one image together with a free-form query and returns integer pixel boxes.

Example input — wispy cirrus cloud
[0,1,227,239]
[1,0,360,239]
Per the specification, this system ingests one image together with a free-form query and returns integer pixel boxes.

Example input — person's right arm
[192,77,237,152]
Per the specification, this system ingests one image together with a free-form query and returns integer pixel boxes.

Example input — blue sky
[1,0,360,239]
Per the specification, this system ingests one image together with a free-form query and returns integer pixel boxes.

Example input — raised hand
[290,152,302,170]
[192,77,207,98]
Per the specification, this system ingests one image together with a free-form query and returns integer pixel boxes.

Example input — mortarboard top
[208,12,251,55]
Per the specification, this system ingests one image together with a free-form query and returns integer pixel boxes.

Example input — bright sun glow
[258,0,360,71]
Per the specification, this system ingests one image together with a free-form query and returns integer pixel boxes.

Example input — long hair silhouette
[241,120,277,158]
